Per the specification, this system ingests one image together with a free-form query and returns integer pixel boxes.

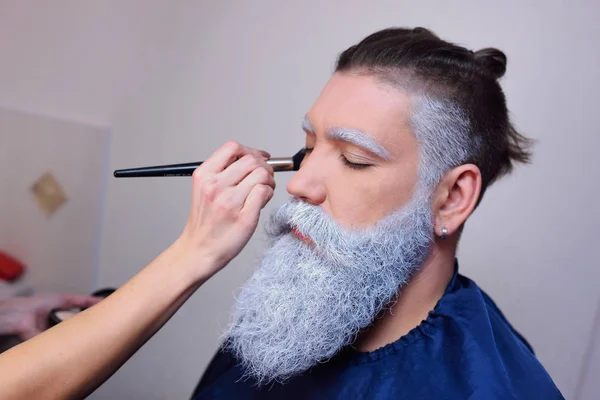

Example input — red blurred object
[0,251,25,282]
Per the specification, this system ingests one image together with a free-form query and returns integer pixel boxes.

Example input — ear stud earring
[440,227,448,240]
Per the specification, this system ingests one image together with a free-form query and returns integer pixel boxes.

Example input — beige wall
[1,1,598,398]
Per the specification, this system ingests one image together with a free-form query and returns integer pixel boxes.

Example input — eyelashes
[302,147,372,170]
[340,155,371,170]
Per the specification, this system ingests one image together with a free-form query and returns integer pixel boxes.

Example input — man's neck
[353,242,456,352]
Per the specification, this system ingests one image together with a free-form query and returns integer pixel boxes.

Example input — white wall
[1,1,598,399]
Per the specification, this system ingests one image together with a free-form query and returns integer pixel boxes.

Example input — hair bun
[474,48,507,79]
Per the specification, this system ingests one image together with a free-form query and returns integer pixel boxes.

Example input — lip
[291,227,313,245]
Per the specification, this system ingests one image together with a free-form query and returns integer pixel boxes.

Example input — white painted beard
[225,187,435,385]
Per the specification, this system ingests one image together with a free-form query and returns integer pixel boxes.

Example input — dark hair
[335,27,533,202]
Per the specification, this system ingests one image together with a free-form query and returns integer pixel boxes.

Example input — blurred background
[0,0,598,398]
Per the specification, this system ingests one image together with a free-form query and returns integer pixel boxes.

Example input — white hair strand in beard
[225,187,434,386]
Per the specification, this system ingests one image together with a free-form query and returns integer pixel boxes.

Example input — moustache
[265,197,433,270]
[264,199,356,257]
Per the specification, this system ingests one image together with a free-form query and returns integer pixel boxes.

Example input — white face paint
[225,184,434,385]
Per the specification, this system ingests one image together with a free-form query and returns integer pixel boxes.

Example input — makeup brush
[114,148,306,178]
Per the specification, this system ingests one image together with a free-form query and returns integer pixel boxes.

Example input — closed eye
[302,147,372,169]
[341,155,371,170]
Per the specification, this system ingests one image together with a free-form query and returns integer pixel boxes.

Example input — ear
[432,164,482,238]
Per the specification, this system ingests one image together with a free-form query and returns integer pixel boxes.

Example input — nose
[286,150,326,205]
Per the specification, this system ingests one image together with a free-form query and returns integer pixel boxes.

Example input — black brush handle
[114,162,201,177]
[114,149,306,178]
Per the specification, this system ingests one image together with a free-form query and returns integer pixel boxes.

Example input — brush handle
[114,162,201,177]
[113,149,305,178]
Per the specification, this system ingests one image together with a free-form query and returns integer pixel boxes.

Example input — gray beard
[225,186,434,385]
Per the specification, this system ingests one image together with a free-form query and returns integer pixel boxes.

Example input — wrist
[168,236,222,285]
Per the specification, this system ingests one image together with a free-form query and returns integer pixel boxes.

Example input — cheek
[326,166,418,228]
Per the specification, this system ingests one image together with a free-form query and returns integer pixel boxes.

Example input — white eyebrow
[301,115,314,134]
[327,127,391,161]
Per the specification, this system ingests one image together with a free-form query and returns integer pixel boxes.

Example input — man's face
[288,72,421,228]
[225,72,434,385]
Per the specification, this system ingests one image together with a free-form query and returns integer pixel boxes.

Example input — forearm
[0,240,211,400]
[0,141,273,399]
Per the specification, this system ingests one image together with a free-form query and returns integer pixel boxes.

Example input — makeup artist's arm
[0,141,275,400]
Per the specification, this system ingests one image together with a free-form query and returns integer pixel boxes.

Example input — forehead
[307,72,414,153]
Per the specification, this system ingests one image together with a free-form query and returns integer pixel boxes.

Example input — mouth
[291,227,313,245]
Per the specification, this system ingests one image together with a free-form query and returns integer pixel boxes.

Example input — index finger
[199,141,270,174]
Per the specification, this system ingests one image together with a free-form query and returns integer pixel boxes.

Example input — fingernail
[260,150,271,158]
